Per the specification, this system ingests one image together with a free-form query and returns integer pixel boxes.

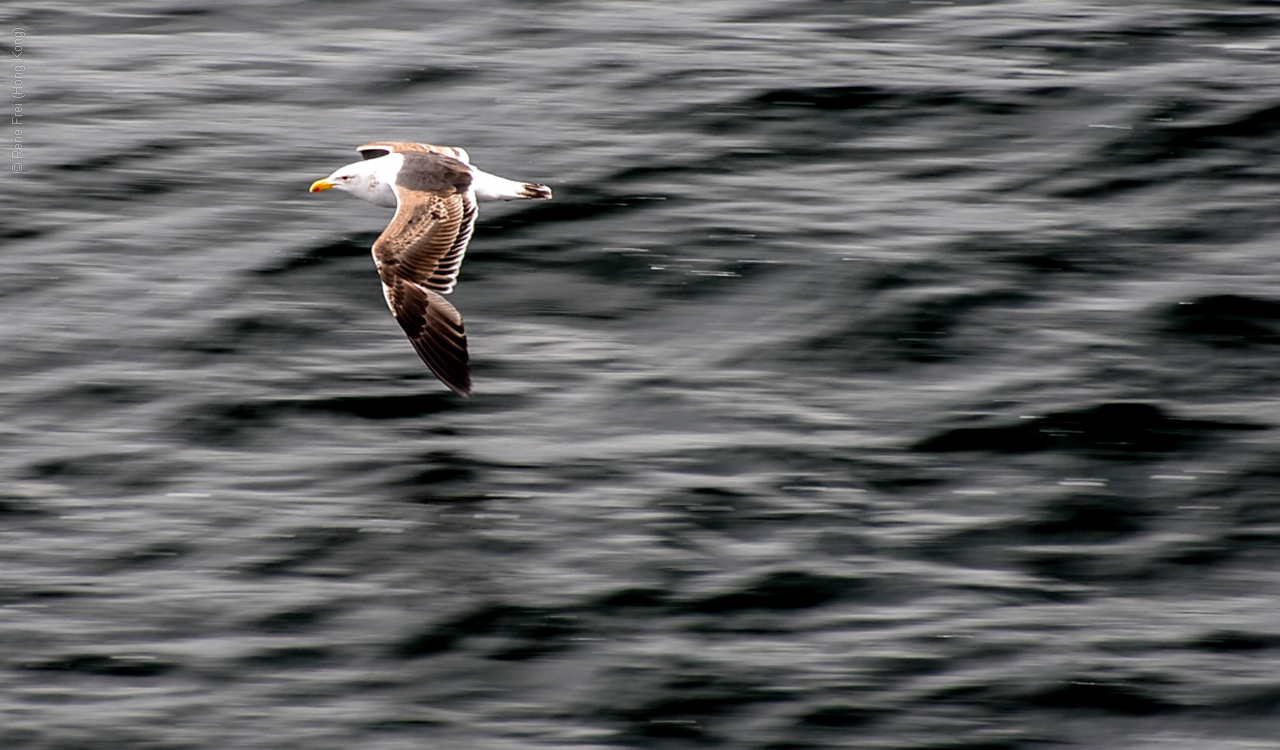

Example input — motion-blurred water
[5,1,1280,748]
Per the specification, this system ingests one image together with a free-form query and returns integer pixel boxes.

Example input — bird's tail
[470,168,553,202]
[519,182,553,200]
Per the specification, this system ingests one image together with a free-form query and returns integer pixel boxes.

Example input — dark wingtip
[408,338,471,397]
[445,374,472,397]
[388,282,473,398]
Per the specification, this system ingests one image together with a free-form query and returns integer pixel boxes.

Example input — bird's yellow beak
[309,178,337,193]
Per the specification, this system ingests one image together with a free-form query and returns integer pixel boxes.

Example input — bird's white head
[309,153,402,208]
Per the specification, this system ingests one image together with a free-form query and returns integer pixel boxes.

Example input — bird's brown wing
[372,159,478,395]
[357,141,470,163]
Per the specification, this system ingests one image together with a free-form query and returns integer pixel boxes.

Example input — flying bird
[309,141,552,396]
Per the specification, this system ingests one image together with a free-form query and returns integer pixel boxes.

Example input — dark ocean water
[5,1,1280,748]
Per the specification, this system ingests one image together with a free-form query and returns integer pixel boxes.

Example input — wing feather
[374,185,477,294]
[380,276,470,396]
[426,192,476,294]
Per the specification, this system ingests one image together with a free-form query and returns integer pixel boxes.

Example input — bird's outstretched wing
[372,153,478,395]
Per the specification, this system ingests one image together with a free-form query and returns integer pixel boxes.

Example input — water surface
[4,1,1280,748]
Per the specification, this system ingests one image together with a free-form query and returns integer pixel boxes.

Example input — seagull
[309,141,552,396]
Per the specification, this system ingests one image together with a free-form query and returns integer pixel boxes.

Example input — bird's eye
[342,175,353,181]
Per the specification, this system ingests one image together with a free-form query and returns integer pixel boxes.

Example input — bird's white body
[318,152,547,209]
